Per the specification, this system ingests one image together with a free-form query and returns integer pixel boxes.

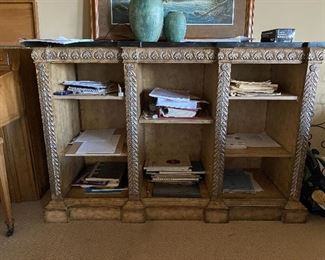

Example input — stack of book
[148,88,208,118]
[72,161,128,193]
[230,80,280,97]
[61,80,123,96]
[144,155,205,197]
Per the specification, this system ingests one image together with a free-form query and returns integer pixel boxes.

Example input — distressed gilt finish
[32,47,121,63]
[124,63,141,200]
[290,61,321,200]
[218,48,307,64]
[35,63,62,199]
[122,47,216,63]
[32,45,324,223]
[212,62,231,197]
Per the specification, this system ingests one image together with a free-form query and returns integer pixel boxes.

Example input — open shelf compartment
[136,63,218,199]
[48,62,128,199]
[138,63,216,125]
[223,157,291,204]
[226,63,307,158]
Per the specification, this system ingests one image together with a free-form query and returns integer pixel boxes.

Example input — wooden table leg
[0,137,14,236]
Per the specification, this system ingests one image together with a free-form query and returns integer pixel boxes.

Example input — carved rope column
[122,48,145,223]
[204,61,231,223]
[290,50,323,201]
[282,48,324,223]
[124,62,141,201]
[212,62,231,197]
[34,61,62,200]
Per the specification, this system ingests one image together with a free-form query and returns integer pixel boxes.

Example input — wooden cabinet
[0,49,48,202]
[32,43,324,223]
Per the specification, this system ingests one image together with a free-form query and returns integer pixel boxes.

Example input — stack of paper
[144,155,205,185]
[73,129,120,154]
[62,81,123,96]
[226,133,281,149]
[230,80,280,97]
[149,88,208,118]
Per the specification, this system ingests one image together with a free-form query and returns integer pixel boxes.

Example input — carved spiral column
[212,62,231,198]
[34,62,62,199]
[124,63,141,200]
[290,61,321,200]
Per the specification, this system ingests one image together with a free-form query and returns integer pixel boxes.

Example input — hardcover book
[85,161,127,182]
[144,155,192,172]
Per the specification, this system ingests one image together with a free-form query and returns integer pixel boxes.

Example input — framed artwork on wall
[90,0,255,40]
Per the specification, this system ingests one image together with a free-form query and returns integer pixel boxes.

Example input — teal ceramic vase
[164,12,187,42]
[129,0,164,42]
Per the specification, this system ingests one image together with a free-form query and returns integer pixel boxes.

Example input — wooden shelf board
[65,187,128,201]
[139,115,213,125]
[229,93,298,101]
[225,147,292,158]
[53,95,124,100]
[64,130,127,157]
[223,169,286,207]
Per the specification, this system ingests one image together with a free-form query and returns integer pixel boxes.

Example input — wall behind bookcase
[35,0,325,156]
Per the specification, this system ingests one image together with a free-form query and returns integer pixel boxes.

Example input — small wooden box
[0,70,22,127]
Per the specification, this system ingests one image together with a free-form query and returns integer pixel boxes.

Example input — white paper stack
[226,133,281,149]
[73,128,120,154]
[149,88,208,118]
[230,80,280,97]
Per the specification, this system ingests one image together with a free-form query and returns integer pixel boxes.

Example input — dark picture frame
[90,0,255,40]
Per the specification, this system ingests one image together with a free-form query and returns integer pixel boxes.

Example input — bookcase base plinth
[44,201,68,223]
[204,200,229,223]
[121,201,146,223]
[229,206,283,221]
[145,206,204,221]
[69,206,121,221]
[282,201,308,223]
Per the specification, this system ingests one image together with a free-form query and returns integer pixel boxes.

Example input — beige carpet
[1,202,325,260]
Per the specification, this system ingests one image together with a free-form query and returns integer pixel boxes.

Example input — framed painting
[90,0,255,40]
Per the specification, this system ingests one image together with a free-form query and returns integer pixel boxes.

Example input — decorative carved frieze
[35,63,62,199]
[31,47,324,64]
[124,63,140,200]
[122,48,216,63]
[212,62,231,197]
[32,48,122,63]
[290,63,321,200]
[218,48,307,63]
[307,48,325,62]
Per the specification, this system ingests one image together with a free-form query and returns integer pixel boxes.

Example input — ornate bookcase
[32,43,324,223]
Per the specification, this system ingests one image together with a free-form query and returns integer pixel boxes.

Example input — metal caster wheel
[6,224,14,237]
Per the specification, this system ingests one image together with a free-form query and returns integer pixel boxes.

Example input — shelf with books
[33,45,323,223]
[53,94,124,100]
[65,161,129,201]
